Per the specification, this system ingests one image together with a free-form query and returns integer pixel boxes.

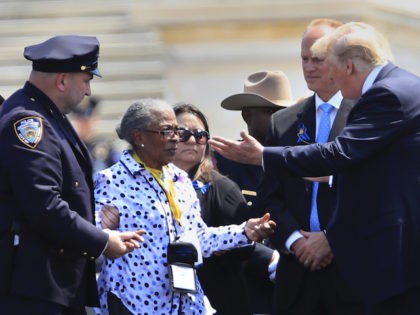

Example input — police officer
[0,35,144,315]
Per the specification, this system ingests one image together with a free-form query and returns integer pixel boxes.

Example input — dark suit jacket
[263,64,420,305]
[0,82,108,309]
[196,175,274,315]
[258,95,353,308]
[214,151,263,209]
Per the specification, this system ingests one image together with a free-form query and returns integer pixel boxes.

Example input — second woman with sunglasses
[173,102,279,315]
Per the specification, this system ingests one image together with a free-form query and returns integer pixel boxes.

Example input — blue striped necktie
[310,103,333,231]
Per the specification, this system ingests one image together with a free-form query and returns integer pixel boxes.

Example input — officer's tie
[310,103,333,231]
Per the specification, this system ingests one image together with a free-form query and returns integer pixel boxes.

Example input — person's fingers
[208,136,234,149]
[268,220,277,229]
[245,214,275,242]
[135,229,146,236]
[254,212,271,225]
[119,231,145,247]
[239,130,251,141]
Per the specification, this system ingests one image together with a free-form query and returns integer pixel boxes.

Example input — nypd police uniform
[0,35,108,314]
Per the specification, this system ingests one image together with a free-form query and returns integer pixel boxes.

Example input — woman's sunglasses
[179,128,210,144]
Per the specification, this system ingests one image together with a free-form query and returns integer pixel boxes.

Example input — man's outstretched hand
[208,130,264,166]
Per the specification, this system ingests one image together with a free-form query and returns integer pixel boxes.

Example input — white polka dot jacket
[93,150,251,315]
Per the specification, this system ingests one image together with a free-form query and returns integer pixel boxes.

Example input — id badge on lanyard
[167,240,198,294]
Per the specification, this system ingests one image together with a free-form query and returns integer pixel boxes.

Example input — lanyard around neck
[132,152,182,224]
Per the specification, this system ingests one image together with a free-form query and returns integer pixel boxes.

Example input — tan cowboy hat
[221,70,294,110]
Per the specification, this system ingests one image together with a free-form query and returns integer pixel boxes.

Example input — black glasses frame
[142,127,183,138]
[178,128,210,144]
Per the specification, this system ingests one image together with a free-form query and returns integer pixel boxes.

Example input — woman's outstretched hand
[244,213,276,242]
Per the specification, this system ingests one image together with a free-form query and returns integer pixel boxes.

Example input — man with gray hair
[257,19,363,315]
[209,22,420,315]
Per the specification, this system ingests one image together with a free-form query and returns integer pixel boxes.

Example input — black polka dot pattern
[93,151,250,314]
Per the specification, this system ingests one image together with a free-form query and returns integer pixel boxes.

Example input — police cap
[24,35,101,77]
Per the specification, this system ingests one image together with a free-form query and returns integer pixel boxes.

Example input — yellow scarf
[133,152,182,224]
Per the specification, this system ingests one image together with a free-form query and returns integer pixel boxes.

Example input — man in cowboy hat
[215,70,294,208]
[214,70,293,315]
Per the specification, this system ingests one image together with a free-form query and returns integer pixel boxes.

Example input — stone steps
[0,1,166,139]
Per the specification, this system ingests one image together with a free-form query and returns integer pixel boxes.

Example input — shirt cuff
[100,229,111,256]
[261,154,265,171]
[285,230,304,251]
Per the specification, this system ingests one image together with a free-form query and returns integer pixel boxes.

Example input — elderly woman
[94,98,275,315]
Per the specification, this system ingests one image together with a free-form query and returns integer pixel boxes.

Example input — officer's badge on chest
[14,116,43,148]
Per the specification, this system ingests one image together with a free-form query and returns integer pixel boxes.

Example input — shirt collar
[120,150,144,176]
[362,64,387,95]
[119,150,187,182]
[315,90,342,111]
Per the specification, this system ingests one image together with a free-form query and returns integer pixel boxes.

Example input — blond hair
[311,22,394,72]
[306,18,343,32]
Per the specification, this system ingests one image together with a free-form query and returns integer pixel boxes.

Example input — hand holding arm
[103,229,146,260]
[208,130,264,165]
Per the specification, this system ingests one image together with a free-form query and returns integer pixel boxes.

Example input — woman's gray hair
[116,98,172,145]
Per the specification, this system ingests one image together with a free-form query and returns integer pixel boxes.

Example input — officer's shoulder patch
[13,116,43,149]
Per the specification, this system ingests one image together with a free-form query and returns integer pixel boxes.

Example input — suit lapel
[297,96,317,144]
[329,99,355,140]
[50,110,93,176]
[297,95,353,143]
[62,115,92,165]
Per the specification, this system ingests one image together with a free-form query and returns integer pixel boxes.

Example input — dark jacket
[0,82,108,309]
[263,64,420,305]
[260,95,354,248]
[196,175,274,315]
[258,95,355,312]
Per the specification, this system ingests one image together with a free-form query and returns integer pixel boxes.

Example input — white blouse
[94,150,250,315]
